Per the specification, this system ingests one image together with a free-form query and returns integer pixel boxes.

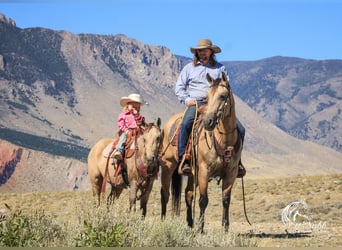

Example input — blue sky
[1,0,342,61]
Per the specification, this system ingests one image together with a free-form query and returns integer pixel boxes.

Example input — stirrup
[177,157,191,175]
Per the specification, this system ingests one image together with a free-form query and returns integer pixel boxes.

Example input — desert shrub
[74,219,126,247]
[0,204,65,247]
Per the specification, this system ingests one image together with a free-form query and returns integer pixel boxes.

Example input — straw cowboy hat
[120,93,145,107]
[190,39,221,54]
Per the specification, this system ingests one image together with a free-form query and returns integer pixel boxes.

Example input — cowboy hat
[190,39,221,54]
[120,93,145,107]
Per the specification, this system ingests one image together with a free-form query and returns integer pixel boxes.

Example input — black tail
[171,169,182,216]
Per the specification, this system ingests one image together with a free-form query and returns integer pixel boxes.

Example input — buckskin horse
[160,72,242,232]
[88,118,162,217]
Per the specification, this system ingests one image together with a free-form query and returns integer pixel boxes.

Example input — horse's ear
[156,117,161,128]
[222,72,230,88]
[222,72,227,82]
[206,73,213,84]
[222,72,228,82]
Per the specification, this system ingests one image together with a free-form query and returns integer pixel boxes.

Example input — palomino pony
[160,72,242,232]
[88,118,162,217]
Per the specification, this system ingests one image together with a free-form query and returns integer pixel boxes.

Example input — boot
[177,157,191,175]
[237,160,246,178]
[113,149,123,161]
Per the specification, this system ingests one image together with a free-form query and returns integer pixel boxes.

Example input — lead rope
[241,176,252,226]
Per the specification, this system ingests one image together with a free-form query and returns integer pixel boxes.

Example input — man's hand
[187,99,197,107]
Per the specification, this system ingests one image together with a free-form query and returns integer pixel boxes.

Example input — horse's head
[203,72,232,131]
[138,117,162,167]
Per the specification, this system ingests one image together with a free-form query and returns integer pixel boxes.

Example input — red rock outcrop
[0,141,22,185]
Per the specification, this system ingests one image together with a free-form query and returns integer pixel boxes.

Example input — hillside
[0,140,89,193]
[1,13,341,152]
[0,13,341,192]
[0,96,341,192]
[228,57,342,152]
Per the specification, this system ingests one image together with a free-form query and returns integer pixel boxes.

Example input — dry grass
[0,173,341,247]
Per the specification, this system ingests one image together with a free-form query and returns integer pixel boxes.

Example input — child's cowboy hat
[190,39,221,54]
[120,93,145,107]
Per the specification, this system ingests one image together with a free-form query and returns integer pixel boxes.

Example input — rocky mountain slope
[1,95,341,192]
[1,13,340,153]
[228,57,342,152]
[0,140,89,192]
[0,13,341,192]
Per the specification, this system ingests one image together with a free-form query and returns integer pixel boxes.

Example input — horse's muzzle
[203,113,217,131]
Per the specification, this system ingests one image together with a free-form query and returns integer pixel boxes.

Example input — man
[175,38,246,177]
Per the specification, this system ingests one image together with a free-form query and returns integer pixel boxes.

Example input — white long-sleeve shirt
[175,61,229,105]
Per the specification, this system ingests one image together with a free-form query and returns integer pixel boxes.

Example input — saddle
[170,104,241,164]
[101,128,144,188]
[103,129,141,160]
[169,105,206,162]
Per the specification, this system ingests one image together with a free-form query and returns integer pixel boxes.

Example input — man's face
[197,48,212,65]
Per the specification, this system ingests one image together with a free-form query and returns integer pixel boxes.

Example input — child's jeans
[115,131,127,153]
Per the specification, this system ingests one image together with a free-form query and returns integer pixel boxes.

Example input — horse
[159,72,242,232]
[88,118,162,217]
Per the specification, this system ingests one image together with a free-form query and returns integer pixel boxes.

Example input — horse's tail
[171,169,182,216]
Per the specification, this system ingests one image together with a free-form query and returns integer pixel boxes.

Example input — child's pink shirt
[117,111,144,132]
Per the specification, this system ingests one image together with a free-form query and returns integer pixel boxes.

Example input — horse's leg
[91,174,103,207]
[222,191,232,232]
[185,175,194,228]
[221,179,235,232]
[139,180,154,217]
[198,174,209,233]
[107,186,115,209]
[106,185,124,209]
[129,181,138,212]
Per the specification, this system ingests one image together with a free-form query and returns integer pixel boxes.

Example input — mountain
[227,57,342,152]
[0,20,182,148]
[0,13,341,192]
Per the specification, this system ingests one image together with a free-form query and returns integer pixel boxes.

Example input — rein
[206,83,239,160]
[241,177,252,226]
[134,125,160,194]
[135,126,160,179]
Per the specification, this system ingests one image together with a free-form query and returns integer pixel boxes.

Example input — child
[113,93,145,161]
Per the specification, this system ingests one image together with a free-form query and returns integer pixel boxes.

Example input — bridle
[209,83,236,135]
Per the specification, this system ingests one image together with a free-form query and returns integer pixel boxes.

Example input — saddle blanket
[103,141,114,158]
